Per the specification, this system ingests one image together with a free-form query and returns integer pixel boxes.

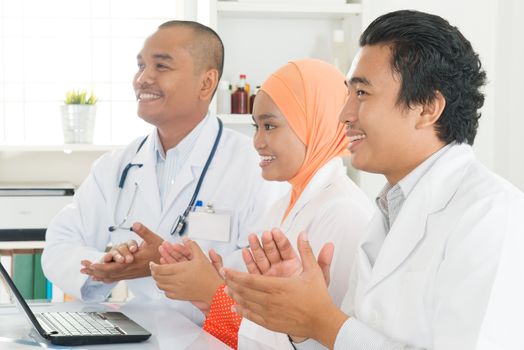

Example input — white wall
[494,0,524,190]
[358,0,524,198]
[0,0,176,146]
[2,1,522,194]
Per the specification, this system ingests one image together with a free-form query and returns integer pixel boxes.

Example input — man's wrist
[312,303,349,349]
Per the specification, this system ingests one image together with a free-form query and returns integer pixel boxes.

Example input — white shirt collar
[152,111,211,162]
[376,143,453,230]
[397,143,452,198]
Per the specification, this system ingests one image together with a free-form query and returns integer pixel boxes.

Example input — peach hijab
[260,59,349,222]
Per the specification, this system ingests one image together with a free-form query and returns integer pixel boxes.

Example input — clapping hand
[243,228,332,285]
[80,222,163,283]
[223,232,348,348]
[151,238,224,316]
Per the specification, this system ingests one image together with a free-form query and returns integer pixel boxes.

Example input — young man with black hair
[222,10,524,349]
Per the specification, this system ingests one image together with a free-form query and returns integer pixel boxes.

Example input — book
[12,250,35,299]
[2,250,68,303]
[33,251,47,300]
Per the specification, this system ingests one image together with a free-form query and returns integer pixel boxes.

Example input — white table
[0,299,232,349]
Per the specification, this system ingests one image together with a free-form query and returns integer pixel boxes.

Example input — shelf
[219,114,254,125]
[0,241,46,250]
[217,1,362,19]
[0,144,124,153]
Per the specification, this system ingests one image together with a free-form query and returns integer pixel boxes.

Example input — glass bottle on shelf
[231,74,248,114]
[332,29,349,74]
[244,75,251,112]
[217,80,231,114]
[249,85,260,114]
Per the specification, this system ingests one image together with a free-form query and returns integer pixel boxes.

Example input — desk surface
[0,300,232,349]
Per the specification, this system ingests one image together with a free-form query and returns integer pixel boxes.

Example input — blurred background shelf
[0,241,46,250]
[217,1,362,19]
[219,114,254,124]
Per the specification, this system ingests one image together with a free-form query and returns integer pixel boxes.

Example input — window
[0,0,177,145]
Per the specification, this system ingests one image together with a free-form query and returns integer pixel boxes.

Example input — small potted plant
[60,90,98,144]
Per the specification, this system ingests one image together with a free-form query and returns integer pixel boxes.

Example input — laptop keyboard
[40,312,124,336]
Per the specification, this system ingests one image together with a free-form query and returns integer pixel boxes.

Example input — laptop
[0,261,151,346]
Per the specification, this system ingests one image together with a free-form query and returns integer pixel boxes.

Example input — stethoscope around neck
[108,118,224,236]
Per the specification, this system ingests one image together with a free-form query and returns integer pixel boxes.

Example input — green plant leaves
[64,90,97,105]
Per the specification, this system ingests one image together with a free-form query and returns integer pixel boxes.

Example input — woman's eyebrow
[254,114,278,121]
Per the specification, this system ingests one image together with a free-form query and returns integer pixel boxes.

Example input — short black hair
[159,20,224,83]
[360,10,486,145]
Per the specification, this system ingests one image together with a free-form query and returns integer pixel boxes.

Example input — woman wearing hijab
[150,59,374,349]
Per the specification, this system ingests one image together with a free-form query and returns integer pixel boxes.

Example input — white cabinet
[206,0,362,92]
[198,0,364,184]
[0,145,119,187]
[199,0,363,138]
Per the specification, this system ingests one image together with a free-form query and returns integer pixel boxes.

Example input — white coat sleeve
[42,155,116,301]
[334,192,524,350]
[333,318,422,350]
[463,193,524,350]
[334,262,423,350]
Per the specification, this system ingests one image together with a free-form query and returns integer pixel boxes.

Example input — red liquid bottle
[249,85,260,114]
[231,74,248,114]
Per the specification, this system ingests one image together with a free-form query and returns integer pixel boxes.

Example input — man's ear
[199,69,219,101]
[416,90,446,129]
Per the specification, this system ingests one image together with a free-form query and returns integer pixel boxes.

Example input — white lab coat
[238,157,374,349]
[337,144,524,349]
[42,114,284,317]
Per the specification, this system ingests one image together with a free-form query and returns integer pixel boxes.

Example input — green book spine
[12,252,34,300]
[33,252,47,300]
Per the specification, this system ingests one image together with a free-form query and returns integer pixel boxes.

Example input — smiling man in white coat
[222,10,524,349]
[42,20,281,322]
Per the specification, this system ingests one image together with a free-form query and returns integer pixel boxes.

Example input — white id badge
[186,208,231,242]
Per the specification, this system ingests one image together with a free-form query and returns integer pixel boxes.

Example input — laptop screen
[0,261,49,337]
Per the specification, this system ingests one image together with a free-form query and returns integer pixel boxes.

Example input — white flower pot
[60,105,97,144]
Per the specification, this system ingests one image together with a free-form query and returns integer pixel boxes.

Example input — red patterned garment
[203,284,243,349]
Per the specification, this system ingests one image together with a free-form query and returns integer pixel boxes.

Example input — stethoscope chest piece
[172,215,187,236]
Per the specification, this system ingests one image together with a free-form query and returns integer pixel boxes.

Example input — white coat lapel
[161,116,219,219]
[280,158,343,233]
[280,186,316,233]
[131,134,161,216]
[365,184,429,292]
[357,211,387,283]
[364,144,474,292]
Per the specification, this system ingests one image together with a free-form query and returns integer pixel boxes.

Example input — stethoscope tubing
[109,118,224,235]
